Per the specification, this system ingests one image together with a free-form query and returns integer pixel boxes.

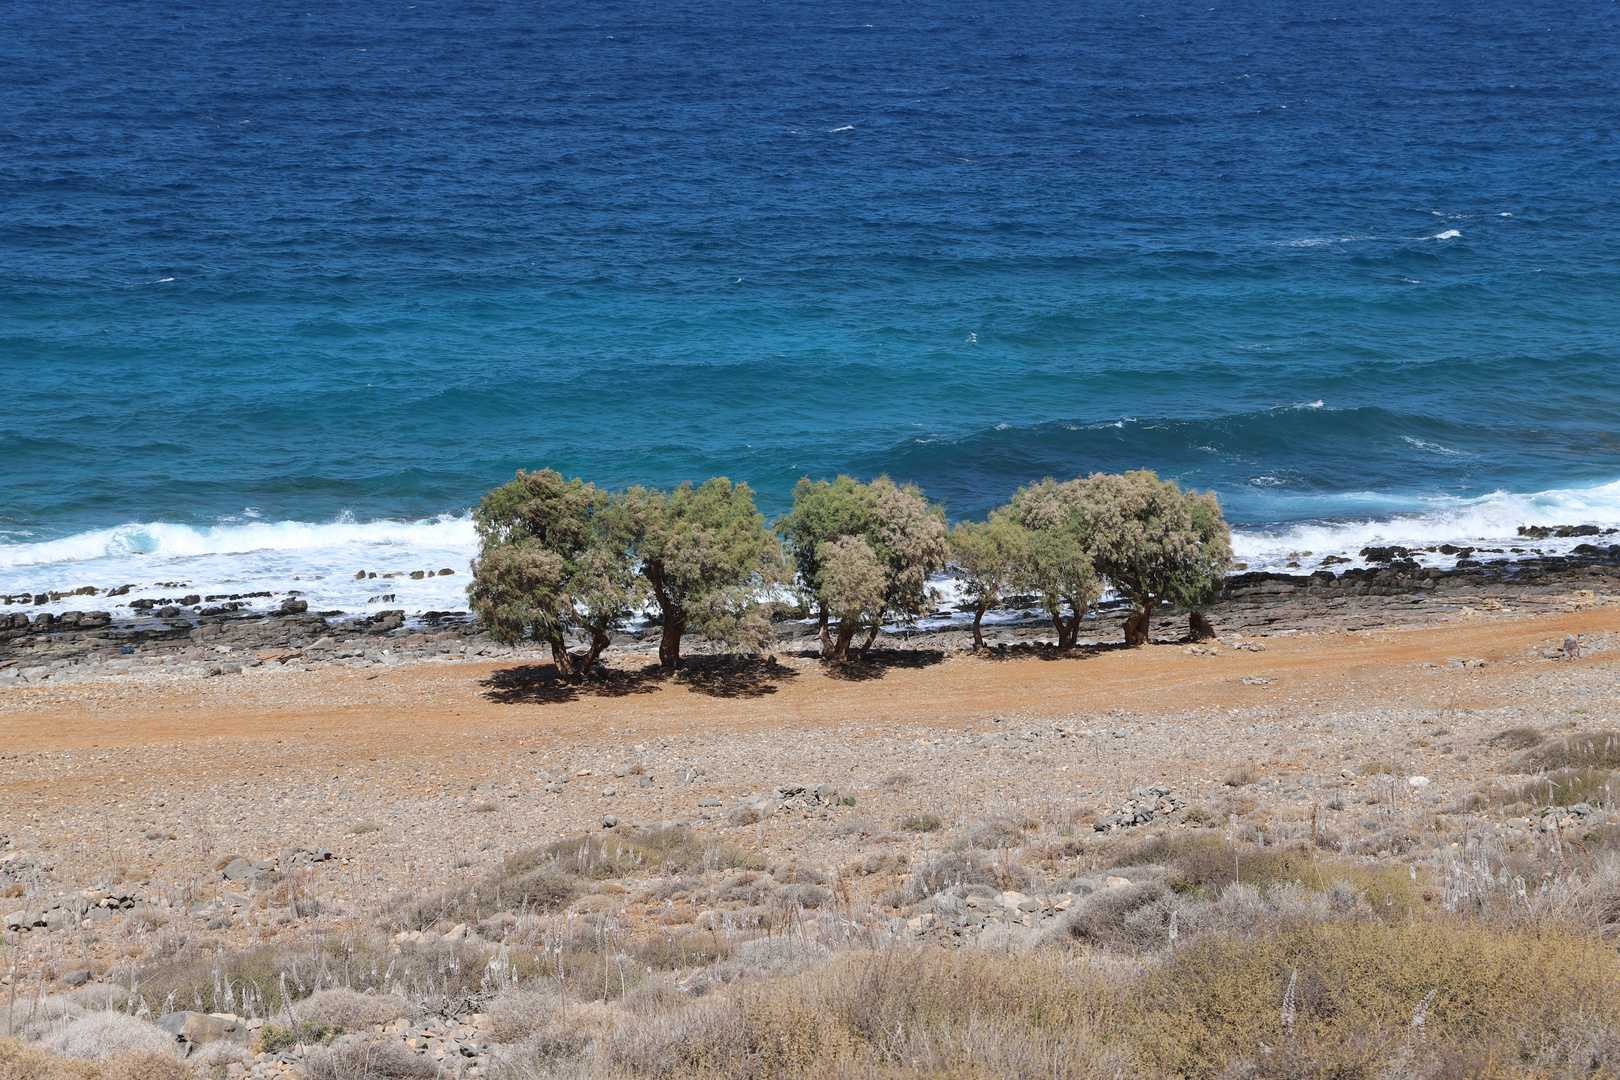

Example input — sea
[3,0,1619,622]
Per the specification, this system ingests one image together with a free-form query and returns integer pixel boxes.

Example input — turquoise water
[3,0,1618,614]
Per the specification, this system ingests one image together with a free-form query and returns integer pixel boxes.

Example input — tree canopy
[777,475,948,660]
[468,469,635,683]
[469,466,1233,673]
[1073,470,1233,645]
[1002,479,1101,649]
[624,477,785,669]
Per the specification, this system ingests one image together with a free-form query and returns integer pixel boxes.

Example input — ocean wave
[5,479,1620,623]
[0,514,478,621]
[1231,480,1620,574]
[0,514,476,570]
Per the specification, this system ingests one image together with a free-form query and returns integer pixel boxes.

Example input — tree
[816,535,887,658]
[624,477,785,669]
[1003,479,1101,649]
[1074,470,1232,646]
[947,513,1026,650]
[467,469,635,684]
[777,475,948,661]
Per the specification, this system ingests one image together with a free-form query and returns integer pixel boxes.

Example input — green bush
[260,1021,342,1053]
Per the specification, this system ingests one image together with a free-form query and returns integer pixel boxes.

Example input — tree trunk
[1047,606,1069,647]
[858,621,881,659]
[817,608,832,658]
[972,604,988,650]
[582,625,613,672]
[1124,608,1150,647]
[658,616,687,669]
[1056,614,1078,649]
[827,619,859,662]
[1189,611,1216,642]
[548,634,583,684]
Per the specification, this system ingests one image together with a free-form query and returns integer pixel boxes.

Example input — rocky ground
[2,549,1620,1075]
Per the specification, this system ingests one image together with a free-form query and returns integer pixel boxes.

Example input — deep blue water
[3,0,1620,608]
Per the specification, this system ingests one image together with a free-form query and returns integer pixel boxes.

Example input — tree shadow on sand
[970,638,1189,662]
[479,663,662,705]
[665,655,799,699]
[817,648,948,682]
[480,654,797,705]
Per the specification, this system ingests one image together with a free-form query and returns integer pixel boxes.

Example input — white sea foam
[1429,229,1462,240]
[0,514,478,622]
[5,479,1619,627]
[1229,479,1620,575]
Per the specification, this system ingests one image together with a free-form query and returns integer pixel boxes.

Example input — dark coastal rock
[1518,524,1611,539]
[280,598,308,614]
[1189,611,1217,641]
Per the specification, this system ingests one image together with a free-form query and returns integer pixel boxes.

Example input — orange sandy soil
[0,602,1616,990]
[1,604,1613,800]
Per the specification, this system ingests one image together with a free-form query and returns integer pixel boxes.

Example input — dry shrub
[295,988,407,1028]
[898,814,942,833]
[599,948,1131,1079]
[772,864,829,886]
[1500,767,1617,809]
[37,1011,178,1061]
[1136,921,1620,1077]
[907,852,1030,902]
[0,995,80,1041]
[963,816,1024,849]
[130,937,393,1018]
[543,827,762,880]
[1491,725,1545,750]
[487,987,562,1043]
[1117,834,1421,913]
[404,827,763,930]
[305,1033,442,1079]
[850,851,908,876]
[1223,763,1261,787]
[877,773,915,792]
[630,930,730,971]
[0,1037,191,1080]
[1515,730,1620,772]
[1056,881,1175,950]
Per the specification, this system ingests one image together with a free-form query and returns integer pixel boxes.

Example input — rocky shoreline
[4,540,1618,689]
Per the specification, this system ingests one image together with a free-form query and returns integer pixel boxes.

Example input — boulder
[156,1011,250,1054]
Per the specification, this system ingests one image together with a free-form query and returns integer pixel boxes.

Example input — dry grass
[1500,767,1617,810]
[897,814,942,833]
[398,825,760,930]
[1490,724,1545,750]
[1137,921,1620,1077]
[295,988,408,1028]
[1123,833,1423,911]
[1515,731,1620,772]
[1223,763,1262,787]
[0,1037,191,1080]
[597,949,1133,1079]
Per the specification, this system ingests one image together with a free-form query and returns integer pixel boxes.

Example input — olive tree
[1003,479,1101,649]
[777,475,948,661]
[947,513,1027,650]
[624,477,785,669]
[467,469,635,683]
[1075,470,1232,646]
